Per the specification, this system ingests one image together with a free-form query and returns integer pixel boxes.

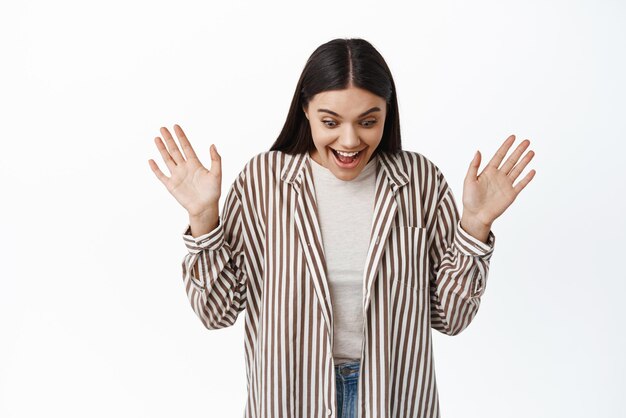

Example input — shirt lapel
[362,151,410,315]
[281,151,334,346]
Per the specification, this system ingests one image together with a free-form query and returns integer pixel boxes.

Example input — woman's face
[303,86,387,181]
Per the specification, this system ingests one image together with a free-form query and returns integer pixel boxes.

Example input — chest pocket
[389,225,429,292]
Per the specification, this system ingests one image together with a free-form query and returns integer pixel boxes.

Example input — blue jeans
[335,360,360,418]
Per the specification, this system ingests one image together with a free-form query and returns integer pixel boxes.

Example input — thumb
[210,144,222,177]
[467,150,480,180]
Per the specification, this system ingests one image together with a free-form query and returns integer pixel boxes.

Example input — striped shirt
[181,149,496,418]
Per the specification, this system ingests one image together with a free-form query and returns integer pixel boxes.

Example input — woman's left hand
[462,134,536,230]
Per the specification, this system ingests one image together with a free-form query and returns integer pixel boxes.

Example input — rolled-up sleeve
[428,167,496,336]
[180,170,248,330]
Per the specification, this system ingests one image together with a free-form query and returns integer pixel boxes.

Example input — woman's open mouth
[330,147,364,169]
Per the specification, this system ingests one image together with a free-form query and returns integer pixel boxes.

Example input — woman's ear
[302,105,309,120]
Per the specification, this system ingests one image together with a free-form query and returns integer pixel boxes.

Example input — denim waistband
[335,360,360,381]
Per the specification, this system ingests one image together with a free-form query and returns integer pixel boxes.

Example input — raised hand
[148,124,222,218]
[460,134,536,239]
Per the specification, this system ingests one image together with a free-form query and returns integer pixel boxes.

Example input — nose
[336,124,361,149]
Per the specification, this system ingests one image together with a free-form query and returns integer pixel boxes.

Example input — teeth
[335,149,360,157]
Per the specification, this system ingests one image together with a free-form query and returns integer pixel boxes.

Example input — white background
[1,0,624,417]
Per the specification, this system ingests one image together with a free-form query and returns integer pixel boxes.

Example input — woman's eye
[322,120,337,128]
[361,119,377,127]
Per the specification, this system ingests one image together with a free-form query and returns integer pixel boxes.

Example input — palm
[148,124,222,217]
[462,134,536,225]
[167,160,220,213]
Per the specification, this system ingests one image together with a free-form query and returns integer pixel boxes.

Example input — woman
[148,38,535,418]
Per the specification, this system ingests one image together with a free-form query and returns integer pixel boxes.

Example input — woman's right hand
[148,124,222,218]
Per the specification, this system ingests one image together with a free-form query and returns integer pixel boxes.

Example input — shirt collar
[280,149,410,190]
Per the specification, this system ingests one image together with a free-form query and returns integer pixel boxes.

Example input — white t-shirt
[310,153,378,364]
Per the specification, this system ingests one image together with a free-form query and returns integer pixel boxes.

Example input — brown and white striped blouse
[181,149,496,418]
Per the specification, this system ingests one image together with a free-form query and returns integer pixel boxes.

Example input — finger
[486,134,516,170]
[467,150,481,180]
[160,126,185,165]
[148,158,170,187]
[513,169,536,194]
[154,136,177,172]
[209,144,222,178]
[173,124,199,161]
[500,139,531,175]
[508,149,535,181]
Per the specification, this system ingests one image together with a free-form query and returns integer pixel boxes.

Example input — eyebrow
[316,106,381,118]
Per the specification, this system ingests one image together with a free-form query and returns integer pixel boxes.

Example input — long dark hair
[269,38,402,156]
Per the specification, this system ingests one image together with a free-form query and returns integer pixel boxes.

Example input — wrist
[460,213,492,244]
[188,202,219,220]
[188,204,220,237]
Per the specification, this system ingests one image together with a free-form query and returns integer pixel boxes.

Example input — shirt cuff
[181,217,225,254]
[454,219,496,257]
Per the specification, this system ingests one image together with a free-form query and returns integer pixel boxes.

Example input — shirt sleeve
[180,168,248,330]
[428,166,496,336]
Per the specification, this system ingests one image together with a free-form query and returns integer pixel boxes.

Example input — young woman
[149,38,535,418]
